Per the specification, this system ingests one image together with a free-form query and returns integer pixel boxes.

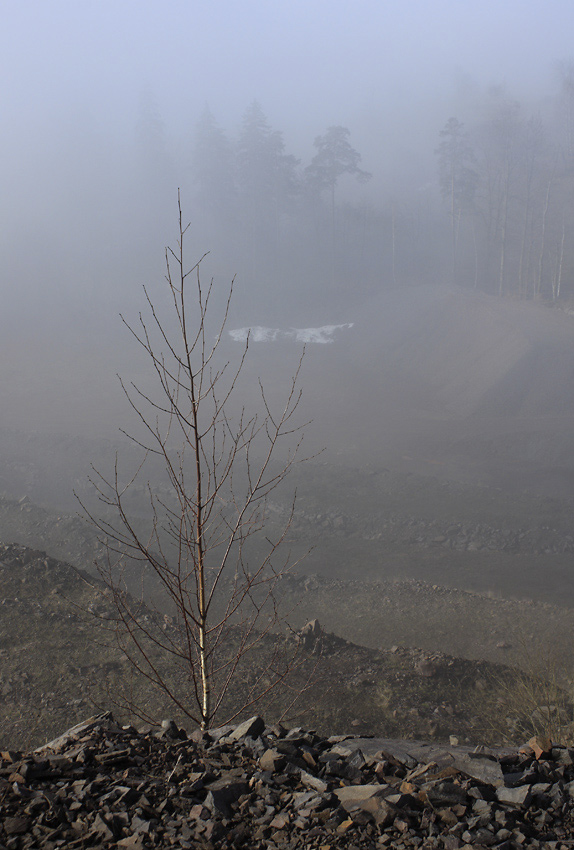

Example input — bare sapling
[80,195,308,730]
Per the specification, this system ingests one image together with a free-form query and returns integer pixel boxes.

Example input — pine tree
[192,105,236,225]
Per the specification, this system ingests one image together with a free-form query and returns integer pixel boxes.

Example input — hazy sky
[1,0,573,326]
[1,0,574,441]
[0,0,571,255]
[3,0,573,139]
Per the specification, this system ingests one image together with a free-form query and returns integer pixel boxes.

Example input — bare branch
[79,195,308,730]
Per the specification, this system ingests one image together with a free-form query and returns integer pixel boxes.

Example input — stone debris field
[1,712,574,849]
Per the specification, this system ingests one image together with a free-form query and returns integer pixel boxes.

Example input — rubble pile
[1,713,574,849]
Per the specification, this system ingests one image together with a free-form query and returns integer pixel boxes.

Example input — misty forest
[26,71,574,324]
[5,5,574,815]
[188,73,574,312]
[7,67,574,335]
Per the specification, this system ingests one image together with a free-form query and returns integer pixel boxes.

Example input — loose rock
[0,712,573,849]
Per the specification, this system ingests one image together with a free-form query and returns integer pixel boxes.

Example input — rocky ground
[1,425,574,756]
[0,541,572,755]
[1,479,574,674]
[3,288,574,843]
[2,711,574,849]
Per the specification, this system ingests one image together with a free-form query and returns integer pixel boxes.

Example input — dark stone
[423,780,468,807]
[3,817,29,835]
[229,716,265,741]
[204,778,249,816]
[2,711,574,850]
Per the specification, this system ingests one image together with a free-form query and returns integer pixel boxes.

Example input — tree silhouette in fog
[435,117,477,285]
[305,126,371,287]
[192,105,236,228]
[305,126,371,198]
[235,102,300,284]
[236,102,299,218]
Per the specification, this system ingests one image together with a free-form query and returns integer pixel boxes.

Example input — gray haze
[6,2,574,752]
[2,0,574,489]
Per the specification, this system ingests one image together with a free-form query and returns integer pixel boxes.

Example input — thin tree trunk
[555,215,566,301]
[472,219,479,289]
[450,170,457,285]
[498,170,510,297]
[537,176,553,299]
[518,182,532,298]
[331,184,336,290]
[177,205,210,729]
[391,201,398,288]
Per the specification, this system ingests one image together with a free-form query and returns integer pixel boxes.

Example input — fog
[6,5,574,747]
[2,0,574,488]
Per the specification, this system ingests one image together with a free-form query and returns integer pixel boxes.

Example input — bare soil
[1,287,574,747]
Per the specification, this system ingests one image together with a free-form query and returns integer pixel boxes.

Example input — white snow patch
[229,323,353,344]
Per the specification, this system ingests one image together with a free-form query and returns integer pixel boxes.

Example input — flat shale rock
[335,783,390,809]
[0,712,574,848]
